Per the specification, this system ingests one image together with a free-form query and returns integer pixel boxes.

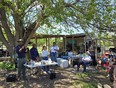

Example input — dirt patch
[0,66,113,88]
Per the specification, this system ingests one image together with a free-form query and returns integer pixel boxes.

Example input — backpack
[49,72,56,80]
[6,74,17,82]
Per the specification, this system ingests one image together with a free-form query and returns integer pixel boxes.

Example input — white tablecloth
[24,61,58,68]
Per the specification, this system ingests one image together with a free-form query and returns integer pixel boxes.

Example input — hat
[17,39,23,42]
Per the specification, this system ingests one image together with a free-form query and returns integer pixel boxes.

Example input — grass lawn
[73,72,98,88]
[0,61,113,88]
[72,68,112,88]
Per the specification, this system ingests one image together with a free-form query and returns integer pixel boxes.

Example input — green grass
[82,82,97,88]
[0,61,15,71]
[73,81,97,88]
[76,73,91,78]
[73,72,98,88]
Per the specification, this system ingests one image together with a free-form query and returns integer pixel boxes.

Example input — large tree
[0,0,115,56]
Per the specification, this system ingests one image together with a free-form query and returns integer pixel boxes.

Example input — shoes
[82,70,86,73]
[17,77,21,81]
[106,74,110,77]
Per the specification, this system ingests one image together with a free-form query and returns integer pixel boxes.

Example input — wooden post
[63,37,66,52]
[48,38,50,51]
[46,38,47,49]
[95,39,97,60]
[64,36,66,52]
[72,36,74,51]
[55,37,57,43]
[84,37,86,52]
[35,37,37,47]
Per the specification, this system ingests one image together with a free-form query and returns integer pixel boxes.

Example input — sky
[36,24,85,35]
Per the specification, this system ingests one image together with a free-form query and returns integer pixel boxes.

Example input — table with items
[24,59,58,81]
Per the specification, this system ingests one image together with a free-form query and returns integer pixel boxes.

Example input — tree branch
[0,25,10,49]
[0,8,14,46]
[90,22,116,32]
[25,21,40,46]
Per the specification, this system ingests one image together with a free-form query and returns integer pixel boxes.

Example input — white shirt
[50,46,59,53]
[41,50,50,57]
[82,56,92,62]
[68,51,73,57]
[86,50,91,55]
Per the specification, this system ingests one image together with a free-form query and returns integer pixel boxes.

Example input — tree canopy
[0,0,116,56]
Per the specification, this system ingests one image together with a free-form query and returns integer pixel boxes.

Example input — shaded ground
[0,66,113,88]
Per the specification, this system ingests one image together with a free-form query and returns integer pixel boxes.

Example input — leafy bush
[0,61,15,71]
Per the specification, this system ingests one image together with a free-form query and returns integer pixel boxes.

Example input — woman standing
[41,46,50,74]
[41,46,50,60]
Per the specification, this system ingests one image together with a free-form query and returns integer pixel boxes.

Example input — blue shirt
[102,58,108,62]
[30,47,39,60]
[16,45,26,58]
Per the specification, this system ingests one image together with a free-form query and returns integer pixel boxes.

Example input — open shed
[31,33,86,53]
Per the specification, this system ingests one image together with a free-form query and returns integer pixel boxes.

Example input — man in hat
[16,39,27,80]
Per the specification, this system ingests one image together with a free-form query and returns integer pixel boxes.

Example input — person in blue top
[16,39,27,80]
[30,43,39,61]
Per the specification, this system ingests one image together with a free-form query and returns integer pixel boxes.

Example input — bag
[6,74,17,82]
[49,72,56,80]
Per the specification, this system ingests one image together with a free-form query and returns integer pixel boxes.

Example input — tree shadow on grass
[0,66,113,88]
[72,71,113,88]
[0,68,73,88]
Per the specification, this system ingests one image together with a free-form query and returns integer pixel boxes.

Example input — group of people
[60,49,93,72]
[76,50,92,72]
[99,52,116,87]
[15,38,116,88]
[15,38,59,80]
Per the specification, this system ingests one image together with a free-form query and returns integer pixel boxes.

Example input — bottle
[31,60,34,66]
[48,58,51,63]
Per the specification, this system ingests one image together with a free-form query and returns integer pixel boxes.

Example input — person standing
[42,46,50,60]
[16,39,27,80]
[30,43,39,61]
[41,46,50,74]
[50,42,59,62]
[113,66,116,88]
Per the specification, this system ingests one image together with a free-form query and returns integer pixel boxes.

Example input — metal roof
[32,33,86,39]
